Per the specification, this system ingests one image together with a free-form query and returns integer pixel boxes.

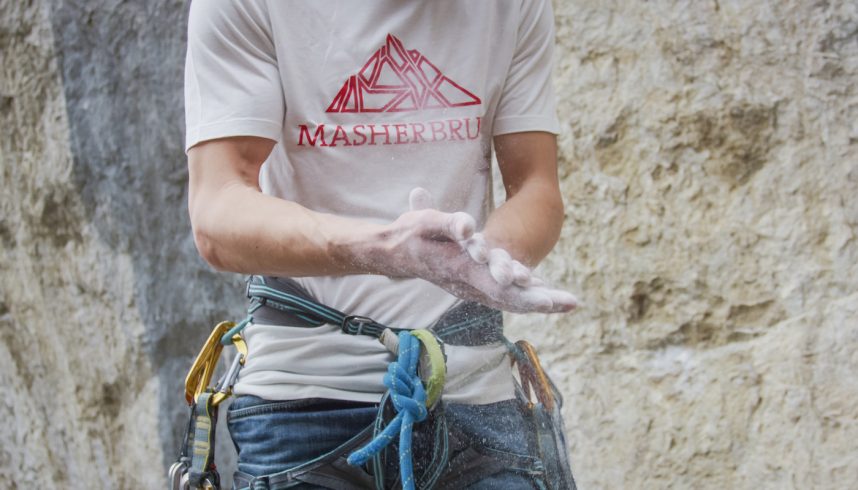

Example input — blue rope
[347,332,427,490]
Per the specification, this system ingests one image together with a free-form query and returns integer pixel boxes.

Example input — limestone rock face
[1,0,241,487]
[505,1,858,488]
[0,0,856,488]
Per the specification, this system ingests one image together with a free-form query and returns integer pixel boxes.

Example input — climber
[177,0,579,488]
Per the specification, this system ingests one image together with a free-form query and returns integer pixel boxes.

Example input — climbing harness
[171,276,575,490]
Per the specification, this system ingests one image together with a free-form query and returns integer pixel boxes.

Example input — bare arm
[188,135,575,312]
[484,131,564,267]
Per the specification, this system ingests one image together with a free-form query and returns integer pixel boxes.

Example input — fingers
[488,248,515,286]
[462,233,489,264]
[458,236,574,312]
[401,191,578,313]
[482,284,579,314]
[535,287,580,312]
[511,261,531,287]
[439,260,580,314]
[486,248,533,287]
[503,286,579,314]
[449,212,475,241]
[408,187,435,211]
[479,264,579,313]
[516,288,553,310]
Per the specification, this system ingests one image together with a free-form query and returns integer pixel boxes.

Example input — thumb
[419,210,476,242]
[409,187,435,211]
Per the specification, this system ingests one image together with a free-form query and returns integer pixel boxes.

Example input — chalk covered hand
[365,188,578,314]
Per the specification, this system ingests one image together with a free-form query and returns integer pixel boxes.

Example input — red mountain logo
[326,34,482,113]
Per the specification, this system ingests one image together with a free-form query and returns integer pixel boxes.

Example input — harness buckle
[244,275,257,299]
[341,315,375,336]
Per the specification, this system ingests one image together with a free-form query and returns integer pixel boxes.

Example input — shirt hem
[232,384,518,406]
[185,118,282,152]
[492,115,561,136]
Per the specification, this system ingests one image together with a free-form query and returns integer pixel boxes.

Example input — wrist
[479,232,528,268]
[326,221,391,275]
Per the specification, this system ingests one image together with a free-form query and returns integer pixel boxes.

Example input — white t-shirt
[185,0,559,404]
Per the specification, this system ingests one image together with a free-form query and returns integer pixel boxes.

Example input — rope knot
[384,338,428,423]
[347,331,428,490]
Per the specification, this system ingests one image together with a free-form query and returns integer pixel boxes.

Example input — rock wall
[506,1,858,488]
[0,0,855,488]
[1,0,241,487]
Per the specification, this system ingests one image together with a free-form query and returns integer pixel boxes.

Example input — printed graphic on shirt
[326,34,481,113]
[297,34,482,148]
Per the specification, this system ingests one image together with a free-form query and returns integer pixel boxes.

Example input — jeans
[228,396,548,489]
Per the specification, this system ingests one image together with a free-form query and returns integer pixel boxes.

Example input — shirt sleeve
[492,0,561,136]
[184,0,285,152]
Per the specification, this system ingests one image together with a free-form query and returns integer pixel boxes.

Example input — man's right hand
[360,188,579,314]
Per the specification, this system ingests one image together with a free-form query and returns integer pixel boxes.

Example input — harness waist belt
[247,276,505,347]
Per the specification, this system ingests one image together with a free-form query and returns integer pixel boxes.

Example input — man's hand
[360,188,578,314]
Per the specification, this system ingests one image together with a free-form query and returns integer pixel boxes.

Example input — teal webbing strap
[220,302,263,345]
[238,276,503,347]
[222,279,398,345]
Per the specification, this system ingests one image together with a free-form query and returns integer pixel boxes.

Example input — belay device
[170,276,576,489]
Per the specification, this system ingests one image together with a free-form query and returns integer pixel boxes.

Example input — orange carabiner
[513,340,556,411]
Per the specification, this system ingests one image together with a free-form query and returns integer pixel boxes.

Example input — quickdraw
[169,322,248,490]
[512,340,559,412]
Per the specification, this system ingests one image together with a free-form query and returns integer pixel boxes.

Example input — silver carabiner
[215,351,244,394]
[169,461,219,489]
[168,461,190,490]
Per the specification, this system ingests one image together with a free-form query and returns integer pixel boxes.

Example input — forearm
[191,184,386,276]
[485,131,564,267]
[483,178,564,268]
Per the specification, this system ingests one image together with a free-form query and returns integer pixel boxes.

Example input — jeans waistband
[229,399,547,490]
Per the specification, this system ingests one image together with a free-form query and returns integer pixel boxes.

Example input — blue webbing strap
[347,331,427,490]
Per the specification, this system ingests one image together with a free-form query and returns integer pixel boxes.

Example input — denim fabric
[228,396,545,489]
